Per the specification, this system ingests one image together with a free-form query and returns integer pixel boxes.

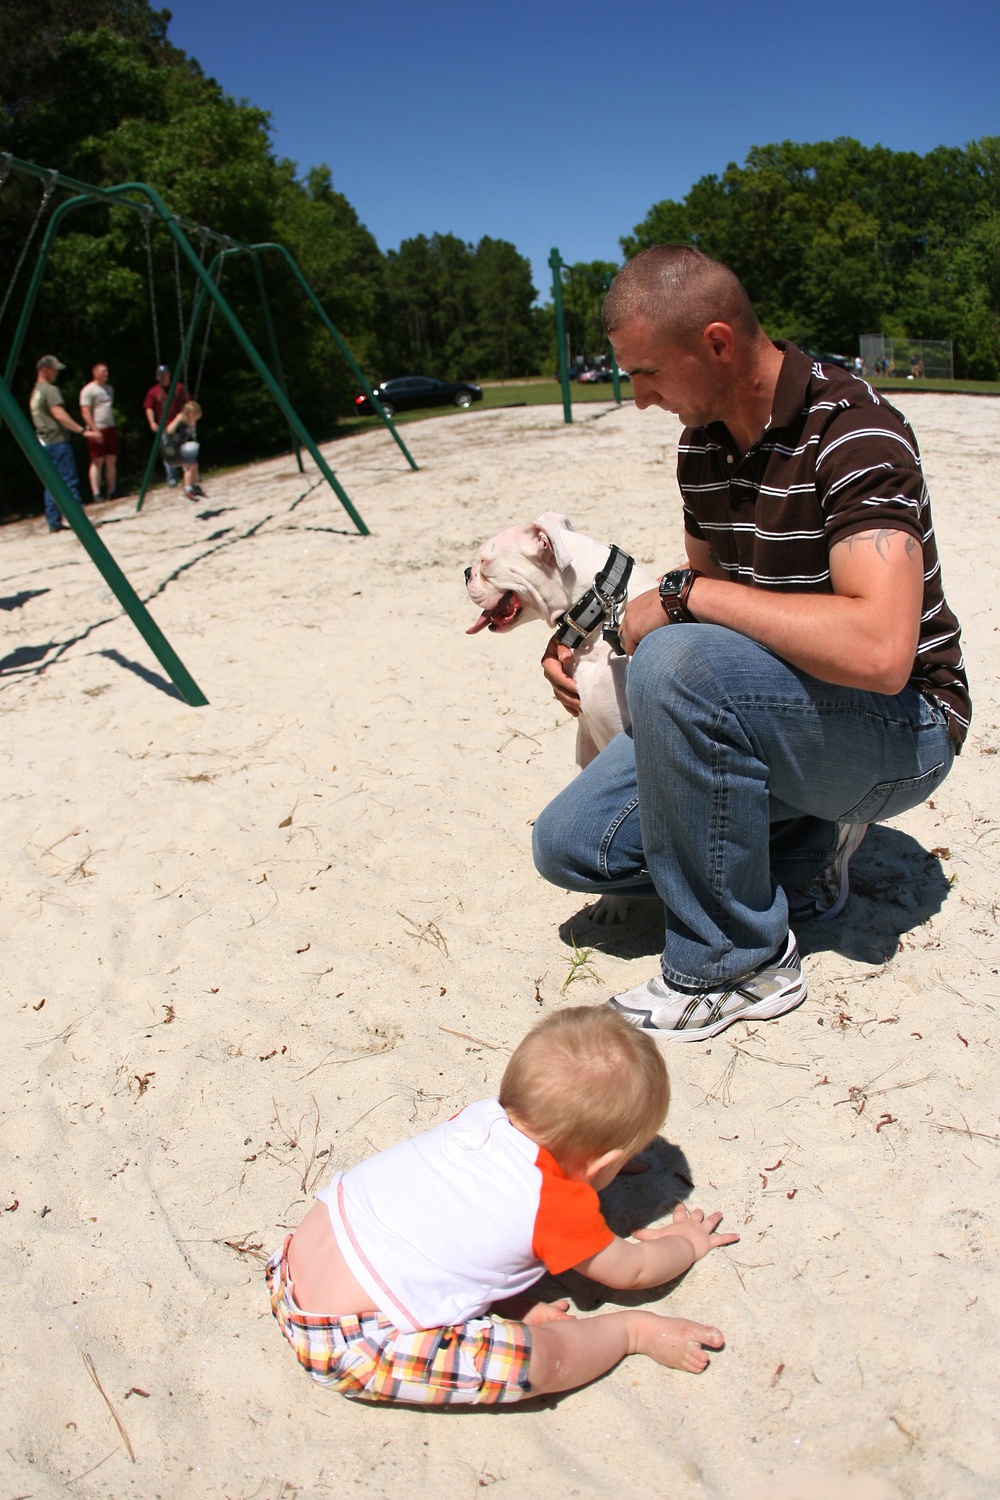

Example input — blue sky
[163,0,999,299]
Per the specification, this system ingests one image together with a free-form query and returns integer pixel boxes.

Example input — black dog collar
[553,544,635,652]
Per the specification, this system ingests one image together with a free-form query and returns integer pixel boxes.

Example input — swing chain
[0,168,59,333]
[171,235,190,389]
[194,239,228,400]
[141,206,161,370]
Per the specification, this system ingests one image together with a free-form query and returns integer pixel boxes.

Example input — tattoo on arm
[845,528,920,562]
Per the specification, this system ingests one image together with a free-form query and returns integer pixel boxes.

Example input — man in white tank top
[79,362,119,501]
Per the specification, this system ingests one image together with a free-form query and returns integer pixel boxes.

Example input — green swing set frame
[548,247,623,424]
[0,153,420,706]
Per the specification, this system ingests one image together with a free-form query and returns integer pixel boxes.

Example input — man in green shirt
[29,355,86,532]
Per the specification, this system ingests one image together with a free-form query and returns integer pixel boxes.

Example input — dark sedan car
[354,375,483,418]
[801,346,851,370]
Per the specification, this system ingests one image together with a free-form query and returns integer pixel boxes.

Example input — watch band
[659,568,703,624]
[678,567,702,620]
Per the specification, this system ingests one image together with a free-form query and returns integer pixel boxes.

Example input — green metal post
[137,248,215,512]
[1,193,95,423]
[0,372,208,706]
[0,163,370,534]
[251,250,303,472]
[135,353,187,512]
[550,248,572,425]
[604,271,622,406]
[122,193,370,535]
[252,243,419,473]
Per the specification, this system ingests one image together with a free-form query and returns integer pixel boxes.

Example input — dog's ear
[535,511,573,537]
[531,514,573,570]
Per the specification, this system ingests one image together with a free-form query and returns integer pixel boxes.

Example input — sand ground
[1,392,997,1500]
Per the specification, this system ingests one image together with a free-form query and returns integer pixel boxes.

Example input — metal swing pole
[135,341,190,512]
[0,372,207,706]
[136,240,216,512]
[0,192,93,427]
[251,242,420,473]
[250,249,303,473]
[0,159,371,533]
[125,191,371,535]
[550,248,572,424]
[604,270,622,406]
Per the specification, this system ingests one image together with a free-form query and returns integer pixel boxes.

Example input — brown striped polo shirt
[679,340,971,746]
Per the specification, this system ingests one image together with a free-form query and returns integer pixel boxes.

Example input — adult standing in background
[29,355,87,532]
[143,363,190,487]
[79,361,119,501]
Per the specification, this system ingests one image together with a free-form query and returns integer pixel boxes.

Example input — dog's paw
[586,895,631,926]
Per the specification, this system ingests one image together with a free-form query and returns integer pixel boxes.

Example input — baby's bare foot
[639,1314,724,1373]
[523,1299,574,1327]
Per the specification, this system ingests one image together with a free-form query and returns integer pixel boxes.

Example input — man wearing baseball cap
[143,363,191,488]
[29,356,87,532]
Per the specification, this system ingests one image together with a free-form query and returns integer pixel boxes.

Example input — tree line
[625,136,1000,379]
[0,0,548,515]
[1,1,997,518]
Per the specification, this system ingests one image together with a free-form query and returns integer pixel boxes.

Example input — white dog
[466,513,658,926]
[466,512,657,767]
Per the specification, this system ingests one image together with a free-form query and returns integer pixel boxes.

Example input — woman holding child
[161,400,206,501]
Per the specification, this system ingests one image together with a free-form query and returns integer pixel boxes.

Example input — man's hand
[541,636,581,716]
[619,587,669,656]
[633,1202,740,1263]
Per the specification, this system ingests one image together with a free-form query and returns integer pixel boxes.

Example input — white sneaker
[786,822,868,923]
[609,932,806,1041]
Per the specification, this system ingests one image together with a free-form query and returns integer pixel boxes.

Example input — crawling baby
[266,1004,737,1405]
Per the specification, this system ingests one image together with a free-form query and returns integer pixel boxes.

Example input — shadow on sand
[559,825,952,970]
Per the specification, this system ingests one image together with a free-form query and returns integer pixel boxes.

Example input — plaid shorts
[265,1237,533,1405]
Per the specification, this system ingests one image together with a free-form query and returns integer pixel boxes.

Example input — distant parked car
[801,346,851,370]
[354,376,483,418]
[578,367,614,384]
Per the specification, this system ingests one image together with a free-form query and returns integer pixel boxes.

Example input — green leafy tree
[383,232,540,380]
[0,1,391,514]
[622,137,1000,375]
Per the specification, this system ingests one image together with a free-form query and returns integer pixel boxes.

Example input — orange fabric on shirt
[531,1146,614,1274]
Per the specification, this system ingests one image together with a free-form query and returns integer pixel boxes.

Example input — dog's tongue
[466,590,521,634]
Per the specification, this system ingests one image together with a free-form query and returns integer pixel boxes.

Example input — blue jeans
[532,624,955,988]
[42,439,84,528]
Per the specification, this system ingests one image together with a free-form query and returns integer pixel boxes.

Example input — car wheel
[378,400,395,419]
[454,391,473,408]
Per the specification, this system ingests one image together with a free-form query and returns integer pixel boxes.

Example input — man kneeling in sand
[535,246,971,1040]
[266,1007,736,1405]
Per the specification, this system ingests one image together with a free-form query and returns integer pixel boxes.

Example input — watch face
[660,569,687,594]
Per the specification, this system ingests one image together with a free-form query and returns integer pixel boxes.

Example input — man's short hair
[602,245,761,347]
[499,1005,669,1165]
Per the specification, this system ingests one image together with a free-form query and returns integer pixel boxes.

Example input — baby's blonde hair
[183,400,202,421]
[499,1005,669,1166]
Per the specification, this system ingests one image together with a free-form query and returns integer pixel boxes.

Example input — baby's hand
[634,1202,739,1262]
